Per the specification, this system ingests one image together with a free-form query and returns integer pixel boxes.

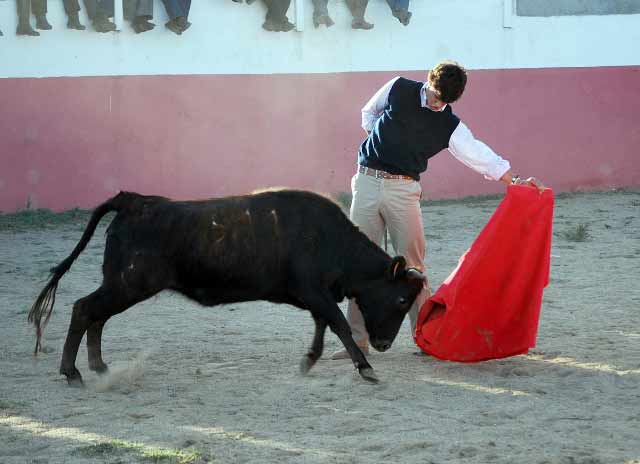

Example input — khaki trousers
[347,171,429,345]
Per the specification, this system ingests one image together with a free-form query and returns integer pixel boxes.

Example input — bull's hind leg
[87,320,108,374]
[61,286,139,386]
[60,290,102,386]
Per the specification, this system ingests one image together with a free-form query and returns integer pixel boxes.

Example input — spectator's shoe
[176,16,191,32]
[67,13,86,30]
[279,19,295,31]
[133,18,155,33]
[392,9,411,26]
[35,15,52,30]
[165,19,182,35]
[330,343,369,360]
[17,23,39,36]
[351,19,374,30]
[262,19,279,31]
[93,17,116,33]
[313,13,334,28]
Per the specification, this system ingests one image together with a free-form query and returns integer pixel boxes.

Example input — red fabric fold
[414,185,554,362]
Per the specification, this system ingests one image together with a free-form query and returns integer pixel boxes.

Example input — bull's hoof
[358,367,379,383]
[66,374,85,387]
[61,366,84,387]
[299,354,316,375]
[90,363,109,375]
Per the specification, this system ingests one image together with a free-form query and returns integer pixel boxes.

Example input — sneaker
[330,344,368,360]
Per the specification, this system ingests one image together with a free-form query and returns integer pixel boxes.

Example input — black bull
[29,189,425,385]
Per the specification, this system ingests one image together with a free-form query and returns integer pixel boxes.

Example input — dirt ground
[1,189,639,464]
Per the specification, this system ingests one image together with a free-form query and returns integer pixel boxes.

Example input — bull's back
[105,190,353,296]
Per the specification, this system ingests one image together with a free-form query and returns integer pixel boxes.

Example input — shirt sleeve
[361,76,400,132]
[448,122,511,181]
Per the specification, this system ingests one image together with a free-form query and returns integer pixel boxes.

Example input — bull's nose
[372,341,392,352]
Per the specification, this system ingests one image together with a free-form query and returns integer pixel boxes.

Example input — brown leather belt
[358,165,414,181]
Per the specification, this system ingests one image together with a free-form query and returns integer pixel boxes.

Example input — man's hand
[519,176,545,192]
[500,171,546,193]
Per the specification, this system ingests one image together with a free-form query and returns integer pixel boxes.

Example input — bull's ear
[387,256,407,280]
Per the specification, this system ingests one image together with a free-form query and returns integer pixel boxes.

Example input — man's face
[426,86,446,112]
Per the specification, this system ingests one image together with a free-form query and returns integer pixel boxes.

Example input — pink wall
[1,66,639,212]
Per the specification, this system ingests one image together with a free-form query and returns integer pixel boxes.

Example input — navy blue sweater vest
[358,77,461,181]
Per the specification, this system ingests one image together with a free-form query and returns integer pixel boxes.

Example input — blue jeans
[161,0,191,20]
[386,0,409,13]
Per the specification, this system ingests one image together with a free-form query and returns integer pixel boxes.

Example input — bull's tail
[27,192,130,354]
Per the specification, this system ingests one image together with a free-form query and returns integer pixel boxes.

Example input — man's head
[427,60,468,106]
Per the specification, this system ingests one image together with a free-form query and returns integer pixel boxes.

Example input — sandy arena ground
[1,189,639,464]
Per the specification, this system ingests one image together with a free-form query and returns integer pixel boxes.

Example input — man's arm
[361,76,400,134]
[448,122,545,191]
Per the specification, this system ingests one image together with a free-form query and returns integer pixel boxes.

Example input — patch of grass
[141,448,207,463]
[560,223,591,242]
[72,440,210,463]
[0,399,27,410]
[72,442,127,457]
[0,208,94,231]
[555,187,640,200]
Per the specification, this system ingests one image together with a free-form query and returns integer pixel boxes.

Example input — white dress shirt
[361,76,511,181]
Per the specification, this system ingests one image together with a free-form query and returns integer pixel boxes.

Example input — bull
[28,189,425,385]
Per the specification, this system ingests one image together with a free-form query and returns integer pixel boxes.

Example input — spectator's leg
[32,0,52,30]
[262,0,294,32]
[64,0,85,29]
[174,0,191,31]
[16,0,39,35]
[162,0,189,34]
[312,0,333,28]
[386,0,411,25]
[346,0,373,29]
[129,0,155,33]
[88,0,115,32]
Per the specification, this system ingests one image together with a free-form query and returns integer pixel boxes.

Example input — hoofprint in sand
[1,190,638,464]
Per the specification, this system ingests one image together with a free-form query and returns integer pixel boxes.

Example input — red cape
[414,185,554,362]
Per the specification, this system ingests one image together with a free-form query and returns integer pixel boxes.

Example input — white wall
[1,0,639,78]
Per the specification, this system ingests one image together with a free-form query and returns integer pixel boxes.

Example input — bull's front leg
[293,278,378,383]
[300,315,327,375]
[325,313,379,383]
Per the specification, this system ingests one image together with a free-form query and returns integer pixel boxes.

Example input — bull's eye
[398,296,408,306]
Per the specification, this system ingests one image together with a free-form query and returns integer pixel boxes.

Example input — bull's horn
[407,268,427,282]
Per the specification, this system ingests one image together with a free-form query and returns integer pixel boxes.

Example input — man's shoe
[262,19,279,31]
[17,23,39,36]
[133,17,155,33]
[313,14,334,28]
[165,19,182,35]
[36,15,52,30]
[330,344,369,360]
[176,16,191,32]
[392,9,411,26]
[93,17,116,33]
[67,13,86,30]
[351,19,374,30]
